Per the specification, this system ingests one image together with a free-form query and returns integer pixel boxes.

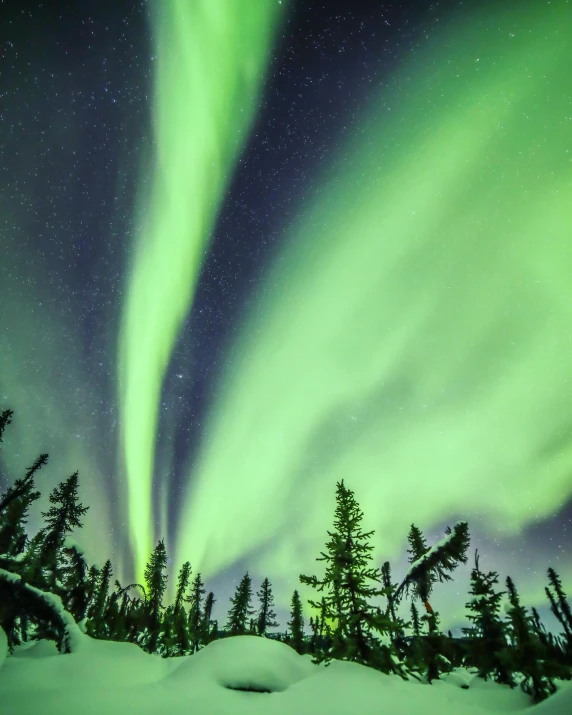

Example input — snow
[0,625,7,671]
[1,631,571,715]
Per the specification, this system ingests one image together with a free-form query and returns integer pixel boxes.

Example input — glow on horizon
[118,0,286,581]
[175,1,572,622]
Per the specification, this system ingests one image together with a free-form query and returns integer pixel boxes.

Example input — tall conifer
[300,480,407,675]
[256,577,278,635]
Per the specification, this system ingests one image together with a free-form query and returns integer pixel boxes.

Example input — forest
[1,407,571,705]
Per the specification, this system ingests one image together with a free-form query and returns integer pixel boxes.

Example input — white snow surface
[1,631,571,715]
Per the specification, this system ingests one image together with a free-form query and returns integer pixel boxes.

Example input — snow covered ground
[1,629,571,715]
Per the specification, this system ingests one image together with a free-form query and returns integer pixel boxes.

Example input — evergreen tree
[142,539,168,653]
[174,561,192,614]
[404,601,425,673]
[87,559,113,637]
[393,521,470,616]
[546,567,572,652]
[505,576,556,703]
[410,601,421,637]
[85,564,101,614]
[256,577,278,635]
[0,454,44,558]
[188,572,206,653]
[60,544,89,623]
[461,551,513,686]
[158,605,177,657]
[201,590,216,645]
[226,572,256,635]
[300,480,408,676]
[170,561,191,655]
[40,471,89,589]
[287,589,305,654]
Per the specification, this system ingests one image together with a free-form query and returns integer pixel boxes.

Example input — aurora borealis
[1,0,571,634]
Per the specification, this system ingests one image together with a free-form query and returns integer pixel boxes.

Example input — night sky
[1,0,571,636]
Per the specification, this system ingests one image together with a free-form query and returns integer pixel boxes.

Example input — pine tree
[0,454,43,558]
[287,589,305,654]
[300,480,408,676]
[87,559,113,637]
[256,577,278,635]
[410,601,421,637]
[394,521,470,617]
[201,591,216,645]
[158,604,177,657]
[188,572,206,653]
[170,561,191,655]
[404,601,425,673]
[461,551,513,686]
[505,576,556,703]
[40,471,89,589]
[226,572,256,635]
[85,564,101,614]
[60,544,89,623]
[143,539,168,653]
[546,568,572,653]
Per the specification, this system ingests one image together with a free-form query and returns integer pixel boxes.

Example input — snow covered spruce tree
[388,520,469,683]
[300,480,408,676]
[394,522,470,616]
[141,539,168,653]
[0,410,91,651]
[504,575,556,703]
[287,589,305,654]
[256,577,279,635]
[226,572,256,635]
[462,550,514,686]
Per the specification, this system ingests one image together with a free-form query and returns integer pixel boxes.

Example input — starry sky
[1,0,571,636]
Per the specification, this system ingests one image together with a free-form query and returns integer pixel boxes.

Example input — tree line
[0,407,571,704]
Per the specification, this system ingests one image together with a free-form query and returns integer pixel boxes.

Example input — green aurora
[171,1,572,619]
[118,0,285,581]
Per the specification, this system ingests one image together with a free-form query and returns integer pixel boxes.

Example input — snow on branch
[0,567,84,653]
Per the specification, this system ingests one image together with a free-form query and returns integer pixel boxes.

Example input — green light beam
[118,0,285,580]
[176,1,572,624]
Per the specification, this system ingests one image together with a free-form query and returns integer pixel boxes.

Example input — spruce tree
[287,589,305,654]
[40,471,89,589]
[462,551,513,686]
[87,559,113,637]
[171,561,191,655]
[0,455,43,558]
[505,576,556,703]
[201,591,216,644]
[226,572,256,636]
[188,572,206,653]
[393,521,470,616]
[60,544,89,623]
[143,539,168,653]
[256,577,278,635]
[546,568,572,653]
[300,480,408,675]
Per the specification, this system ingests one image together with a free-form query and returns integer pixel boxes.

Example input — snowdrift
[0,631,571,715]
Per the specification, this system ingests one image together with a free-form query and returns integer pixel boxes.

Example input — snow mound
[165,635,316,693]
